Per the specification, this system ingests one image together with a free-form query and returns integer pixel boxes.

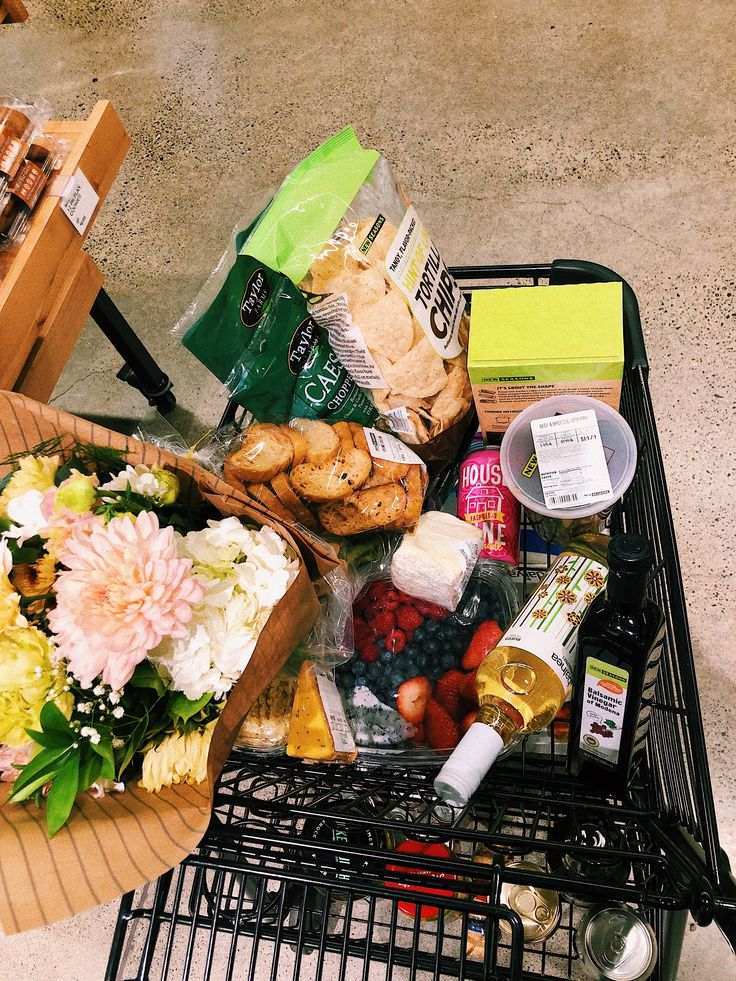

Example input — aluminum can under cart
[577,903,658,980]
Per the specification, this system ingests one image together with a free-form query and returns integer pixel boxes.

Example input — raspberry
[359,641,379,663]
[370,610,396,638]
[396,605,424,631]
[413,599,450,620]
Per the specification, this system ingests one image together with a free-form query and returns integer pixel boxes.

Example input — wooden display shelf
[0,100,130,401]
[0,0,28,23]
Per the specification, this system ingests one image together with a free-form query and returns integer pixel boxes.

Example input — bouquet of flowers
[0,439,303,836]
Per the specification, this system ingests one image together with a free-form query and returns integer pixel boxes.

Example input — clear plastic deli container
[500,394,637,546]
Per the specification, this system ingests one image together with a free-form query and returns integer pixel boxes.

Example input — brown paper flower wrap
[0,391,338,934]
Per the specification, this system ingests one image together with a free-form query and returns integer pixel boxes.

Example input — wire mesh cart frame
[105,259,736,981]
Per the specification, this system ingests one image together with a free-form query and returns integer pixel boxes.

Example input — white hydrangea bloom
[150,518,299,700]
[99,464,169,499]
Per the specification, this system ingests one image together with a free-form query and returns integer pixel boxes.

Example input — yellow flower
[0,624,62,746]
[151,467,180,505]
[11,552,57,598]
[139,722,215,793]
[0,541,27,632]
[54,470,97,514]
[0,454,59,519]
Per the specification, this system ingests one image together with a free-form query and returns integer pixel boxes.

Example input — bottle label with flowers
[500,553,608,690]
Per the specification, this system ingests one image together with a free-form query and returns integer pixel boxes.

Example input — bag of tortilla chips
[242,127,473,457]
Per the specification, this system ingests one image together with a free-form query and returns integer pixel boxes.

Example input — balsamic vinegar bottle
[569,533,665,788]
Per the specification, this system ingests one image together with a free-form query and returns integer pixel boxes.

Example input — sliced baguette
[226,424,293,483]
[291,447,372,503]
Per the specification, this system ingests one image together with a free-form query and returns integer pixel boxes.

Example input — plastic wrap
[336,564,519,761]
[220,418,428,538]
[175,127,474,462]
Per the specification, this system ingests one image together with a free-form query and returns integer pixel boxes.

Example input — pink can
[457,435,520,567]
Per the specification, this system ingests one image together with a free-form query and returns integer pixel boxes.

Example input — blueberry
[451,635,465,654]
[366,661,381,679]
[423,638,440,656]
[476,599,492,620]
[413,624,428,643]
[424,619,441,635]
[380,648,395,665]
[389,669,404,689]
[440,652,456,670]
[416,651,430,670]
[353,663,367,681]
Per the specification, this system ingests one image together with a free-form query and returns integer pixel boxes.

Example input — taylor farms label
[501,553,608,689]
[579,658,628,767]
[385,206,464,359]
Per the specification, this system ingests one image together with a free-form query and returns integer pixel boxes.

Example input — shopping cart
[104,260,736,981]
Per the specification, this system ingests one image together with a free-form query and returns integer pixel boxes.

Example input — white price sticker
[530,410,613,510]
[363,427,423,466]
[60,169,99,235]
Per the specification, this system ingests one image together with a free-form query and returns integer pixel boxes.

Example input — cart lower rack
[105,261,736,981]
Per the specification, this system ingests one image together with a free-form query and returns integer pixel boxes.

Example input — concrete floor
[1,1,735,978]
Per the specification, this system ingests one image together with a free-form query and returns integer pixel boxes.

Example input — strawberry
[367,579,389,602]
[353,616,372,645]
[460,710,478,735]
[462,620,504,670]
[461,669,479,706]
[359,641,379,663]
[413,599,450,620]
[424,698,460,750]
[396,604,424,632]
[385,627,407,653]
[397,676,432,725]
[434,670,467,720]
[370,609,396,638]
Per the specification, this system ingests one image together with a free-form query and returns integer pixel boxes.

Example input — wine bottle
[568,533,664,787]
[434,536,608,806]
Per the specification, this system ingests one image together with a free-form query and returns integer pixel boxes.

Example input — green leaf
[116,718,147,778]
[167,691,213,724]
[8,746,73,802]
[90,739,116,780]
[24,726,73,750]
[77,748,103,794]
[9,545,43,565]
[128,661,166,697]
[39,700,74,735]
[46,752,81,837]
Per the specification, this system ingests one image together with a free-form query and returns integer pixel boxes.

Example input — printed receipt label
[531,410,613,510]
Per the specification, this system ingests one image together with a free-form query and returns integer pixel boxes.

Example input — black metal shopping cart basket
[105,260,736,981]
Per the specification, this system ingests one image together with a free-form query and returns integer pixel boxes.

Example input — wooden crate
[0,100,130,400]
[0,0,28,23]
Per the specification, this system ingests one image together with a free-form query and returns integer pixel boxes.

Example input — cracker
[225,424,293,483]
[290,419,340,464]
[382,337,448,399]
[270,472,318,529]
[347,423,370,454]
[318,481,408,535]
[279,424,307,466]
[403,465,426,527]
[353,291,414,363]
[291,447,372,503]
[331,421,355,456]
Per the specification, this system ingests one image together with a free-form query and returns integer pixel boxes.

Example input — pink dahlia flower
[48,511,205,690]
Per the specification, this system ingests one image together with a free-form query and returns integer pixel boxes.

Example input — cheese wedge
[287,661,357,763]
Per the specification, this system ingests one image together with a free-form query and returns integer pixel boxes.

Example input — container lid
[581,904,658,980]
[500,395,637,520]
[498,860,561,943]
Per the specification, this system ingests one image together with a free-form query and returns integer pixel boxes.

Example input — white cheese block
[391,510,483,611]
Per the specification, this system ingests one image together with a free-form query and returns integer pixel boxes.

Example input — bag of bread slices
[178,128,474,464]
[220,418,427,538]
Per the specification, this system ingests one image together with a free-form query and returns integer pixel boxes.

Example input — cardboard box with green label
[468,281,624,433]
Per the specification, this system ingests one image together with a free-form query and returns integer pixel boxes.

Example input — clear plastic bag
[218,418,428,538]
[174,128,474,463]
[336,563,520,762]
[236,565,353,754]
